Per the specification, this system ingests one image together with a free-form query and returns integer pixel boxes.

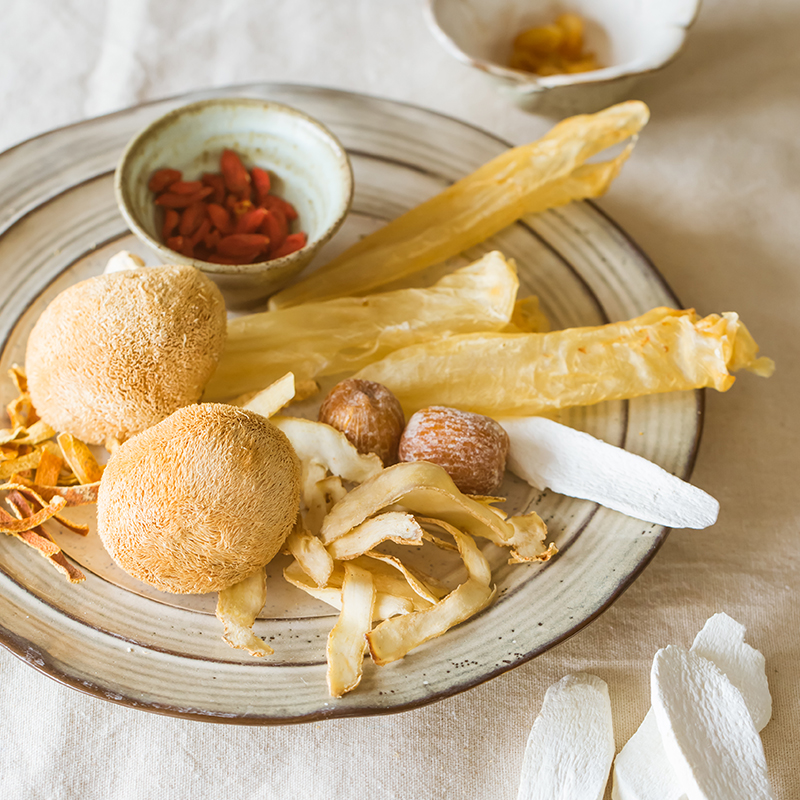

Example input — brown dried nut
[398,406,509,495]
[318,379,405,466]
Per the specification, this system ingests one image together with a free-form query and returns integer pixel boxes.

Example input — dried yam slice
[215,567,272,657]
[516,673,615,800]
[501,416,719,529]
[612,613,772,800]
[651,645,773,800]
[326,562,375,697]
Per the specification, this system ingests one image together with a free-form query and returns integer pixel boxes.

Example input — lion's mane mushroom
[25,265,227,445]
[97,403,301,594]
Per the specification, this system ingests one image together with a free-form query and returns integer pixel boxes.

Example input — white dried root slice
[362,552,445,607]
[283,559,415,620]
[327,512,424,561]
[271,416,382,485]
[238,372,296,418]
[367,527,494,666]
[613,613,772,800]
[206,252,520,399]
[320,461,553,563]
[500,416,719,529]
[284,520,334,588]
[516,673,615,800]
[215,567,273,657]
[103,250,145,274]
[650,645,774,800]
[326,562,376,698]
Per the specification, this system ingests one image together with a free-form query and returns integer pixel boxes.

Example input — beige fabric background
[0,1,797,798]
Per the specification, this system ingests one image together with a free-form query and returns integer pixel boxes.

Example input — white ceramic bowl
[425,0,700,116]
[115,97,353,309]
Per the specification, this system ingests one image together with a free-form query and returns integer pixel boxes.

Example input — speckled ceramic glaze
[425,0,701,115]
[115,97,353,309]
[0,85,701,724]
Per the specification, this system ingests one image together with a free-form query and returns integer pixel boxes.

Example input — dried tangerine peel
[215,567,273,657]
[367,527,494,666]
[206,252,520,400]
[0,450,42,480]
[319,461,552,563]
[326,562,375,698]
[34,448,63,486]
[9,476,99,506]
[57,433,103,484]
[6,393,38,429]
[269,102,648,308]
[357,308,774,417]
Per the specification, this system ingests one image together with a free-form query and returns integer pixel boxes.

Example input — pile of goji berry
[149,149,307,264]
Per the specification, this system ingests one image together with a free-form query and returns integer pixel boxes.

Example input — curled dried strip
[367,528,494,666]
[0,490,65,533]
[326,562,375,698]
[0,450,41,480]
[215,567,273,657]
[239,372,296,418]
[284,519,334,588]
[4,483,89,536]
[57,433,103,484]
[34,448,63,486]
[6,393,38,429]
[7,476,99,506]
[326,512,424,561]
[8,365,27,395]
[283,560,415,621]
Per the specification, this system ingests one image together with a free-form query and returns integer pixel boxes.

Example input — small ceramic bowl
[425,0,700,116]
[115,97,353,309]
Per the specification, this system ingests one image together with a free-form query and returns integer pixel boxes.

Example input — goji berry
[155,187,213,208]
[179,202,207,236]
[271,232,307,259]
[220,149,251,195]
[235,207,268,235]
[148,168,182,193]
[162,209,180,239]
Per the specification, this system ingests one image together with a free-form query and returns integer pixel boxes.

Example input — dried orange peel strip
[0,450,42,480]
[215,567,273,657]
[8,476,99,506]
[7,483,89,536]
[57,433,103,484]
[269,102,649,308]
[34,448,63,486]
[367,527,494,666]
[327,562,375,698]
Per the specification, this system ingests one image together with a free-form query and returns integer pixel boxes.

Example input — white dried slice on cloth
[238,372,296,418]
[283,559,415,620]
[271,416,382,484]
[500,416,719,529]
[215,567,273,657]
[326,512,424,561]
[319,461,553,563]
[104,250,145,274]
[516,673,615,800]
[612,613,772,800]
[326,562,376,698]
[284,520,334,588]
[650,645,774,800]
[367,527,494,666]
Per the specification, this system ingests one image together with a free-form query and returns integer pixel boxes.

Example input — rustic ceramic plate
[0,84,700,723]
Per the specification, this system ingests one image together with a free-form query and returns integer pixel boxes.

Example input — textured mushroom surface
[26,265,227,444]
[97,403,300,594]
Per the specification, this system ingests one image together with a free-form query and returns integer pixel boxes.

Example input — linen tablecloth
[1,1,797,797]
